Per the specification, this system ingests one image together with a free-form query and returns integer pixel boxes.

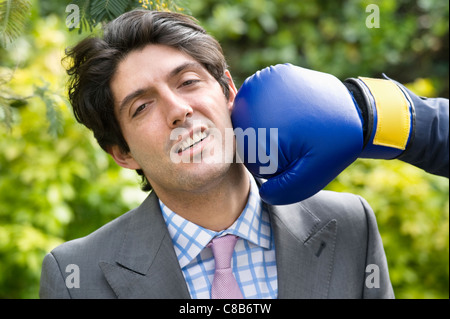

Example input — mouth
[175,127,210,155]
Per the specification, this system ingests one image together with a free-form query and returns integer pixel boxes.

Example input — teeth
[180,131,207,152]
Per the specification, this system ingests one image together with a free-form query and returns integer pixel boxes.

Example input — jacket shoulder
[40,207,139,298]
[50,207,136,265]
[270,190,374,246]
[299,190,372,224]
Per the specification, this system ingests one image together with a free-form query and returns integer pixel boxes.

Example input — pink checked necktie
[209,235,243,299]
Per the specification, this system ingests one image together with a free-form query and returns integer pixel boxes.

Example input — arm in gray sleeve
[39,253,71,299]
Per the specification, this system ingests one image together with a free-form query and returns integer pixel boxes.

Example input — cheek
[195,93,233,122]
[122,123,164,160]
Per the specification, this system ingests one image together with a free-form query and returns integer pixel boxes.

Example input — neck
[154,163,250,232]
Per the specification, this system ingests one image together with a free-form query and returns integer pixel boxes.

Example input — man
[40,9,393,299]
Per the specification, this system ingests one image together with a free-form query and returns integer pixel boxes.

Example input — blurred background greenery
[0,0,448,298]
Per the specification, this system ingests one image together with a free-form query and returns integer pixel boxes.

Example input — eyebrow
[117,61,204,115]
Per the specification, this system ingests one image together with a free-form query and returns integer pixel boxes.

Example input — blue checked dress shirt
[159,176,278,299]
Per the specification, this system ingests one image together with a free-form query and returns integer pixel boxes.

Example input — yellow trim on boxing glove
[358,77,411,150]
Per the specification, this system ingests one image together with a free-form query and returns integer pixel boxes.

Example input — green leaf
[0,97,13,129]
[0,71,30,129]
[90,0,130,23]
[70,0,94,33]
[34,82,64,137]
[0,0,31,47]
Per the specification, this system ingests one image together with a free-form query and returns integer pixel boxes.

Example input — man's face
[109,44,238,195]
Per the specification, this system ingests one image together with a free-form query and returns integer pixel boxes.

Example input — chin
[176,162,232,192]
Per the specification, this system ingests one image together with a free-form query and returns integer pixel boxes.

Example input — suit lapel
[269,201,337,299]
[99,192,190,299]
[98,179,338,299]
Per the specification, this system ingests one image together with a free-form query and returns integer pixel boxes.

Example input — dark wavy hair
[64,10,230,191]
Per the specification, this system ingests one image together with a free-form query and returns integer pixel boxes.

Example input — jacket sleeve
[397,85,449,178]
[359,196,395,299]
[39,252,71,299]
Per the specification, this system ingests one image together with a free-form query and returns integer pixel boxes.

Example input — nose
[163,91,193,128]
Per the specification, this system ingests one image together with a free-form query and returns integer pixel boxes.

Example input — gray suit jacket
[39,189,393,299]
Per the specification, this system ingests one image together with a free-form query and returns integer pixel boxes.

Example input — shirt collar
[159,175,272,269]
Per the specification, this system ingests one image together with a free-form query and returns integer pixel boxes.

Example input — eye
[132,103,149,118]
[180,79,200,88]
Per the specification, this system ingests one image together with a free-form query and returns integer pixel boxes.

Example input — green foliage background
[0,0,448,298]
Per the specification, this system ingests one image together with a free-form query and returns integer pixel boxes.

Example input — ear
[225,70,238,113]
[107,145,141,170]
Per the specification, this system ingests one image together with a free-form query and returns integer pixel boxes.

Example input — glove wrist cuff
[343,79,373,148]
[346,77,415,159]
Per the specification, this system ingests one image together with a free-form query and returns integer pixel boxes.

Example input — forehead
[114,44,199,82]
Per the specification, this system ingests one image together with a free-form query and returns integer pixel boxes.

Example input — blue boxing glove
[231,64,414,205]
